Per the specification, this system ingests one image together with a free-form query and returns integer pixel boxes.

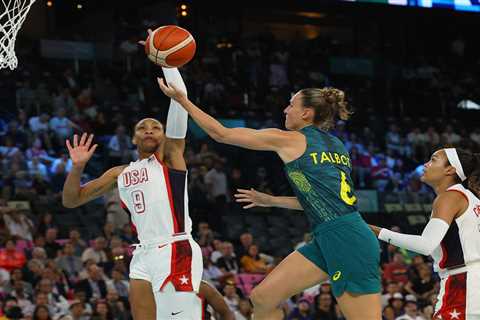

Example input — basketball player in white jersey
[62,67,203,320]
[370,148,480,320]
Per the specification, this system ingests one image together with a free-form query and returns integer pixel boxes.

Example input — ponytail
[466,153,480,198]
[456,149,480,198]
[299,87,353,131]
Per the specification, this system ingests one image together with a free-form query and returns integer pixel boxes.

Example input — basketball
[144,25,196,68]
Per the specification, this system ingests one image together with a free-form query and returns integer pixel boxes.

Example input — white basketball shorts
[154,291,203,320]
[434,263,480,320]
[129,237,203,292]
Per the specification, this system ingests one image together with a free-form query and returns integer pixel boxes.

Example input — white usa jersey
[117,153,192,243]
[431,184,480,272]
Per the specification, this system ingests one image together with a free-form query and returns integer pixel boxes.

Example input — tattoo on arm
[88,186,104,197]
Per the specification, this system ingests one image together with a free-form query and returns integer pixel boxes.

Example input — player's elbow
[423,246,436,256]
[62,199,77,208]
[211,127,230,143]
[416,244,435,256]
[62,194,80,208]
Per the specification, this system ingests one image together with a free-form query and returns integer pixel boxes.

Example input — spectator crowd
[1,8,480,320]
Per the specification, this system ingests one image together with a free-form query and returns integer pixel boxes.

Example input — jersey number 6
[340,171,357,206]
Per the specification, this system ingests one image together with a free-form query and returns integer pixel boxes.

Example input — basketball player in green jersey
[158,79,381,320]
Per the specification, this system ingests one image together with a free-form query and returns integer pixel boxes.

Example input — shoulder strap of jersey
[446,183,470,211]
[446,183,468,194]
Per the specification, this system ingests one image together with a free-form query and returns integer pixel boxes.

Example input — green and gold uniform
[286,125,380,297]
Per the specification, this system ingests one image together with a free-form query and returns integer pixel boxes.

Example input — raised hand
[234,188,273,209]
[157,77,187,102]
[65,133,98,168]
[138,29,153,46]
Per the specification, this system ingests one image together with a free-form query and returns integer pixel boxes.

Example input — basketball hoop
[0,0,36,70]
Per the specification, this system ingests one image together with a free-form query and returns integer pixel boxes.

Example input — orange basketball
[144,25,196,68]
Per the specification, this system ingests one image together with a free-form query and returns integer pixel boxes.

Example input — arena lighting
[181,4,187,10]
[46,1,52,7]
[457,99,480,110]
[181,10,187,16]
[296,11,326,19]
[76,3,82,9]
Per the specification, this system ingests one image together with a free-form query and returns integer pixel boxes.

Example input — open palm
[234,188,272,209]
[66,133,98,167]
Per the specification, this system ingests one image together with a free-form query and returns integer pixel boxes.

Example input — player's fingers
[235,198,253,203]
[73,134,78,147]
[236,188,253,194]
[85,133,94,148]
[234,195,252,201]
[157,77,166,88]
[234,193,249,197]
[66,139,72,152]
[79,132,87,146]
[158,77,171,89]
[243,204,256,209]
[157,78,172,95]
[138,40,146,45]
[88,144,98,155]
[168,82,182,94]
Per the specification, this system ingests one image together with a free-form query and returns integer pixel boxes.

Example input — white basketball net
[0,0,36,70]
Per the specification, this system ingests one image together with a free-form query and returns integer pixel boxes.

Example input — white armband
[378,218,450,256]
[163,67,188,139]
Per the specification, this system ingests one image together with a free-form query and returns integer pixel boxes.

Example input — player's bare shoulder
[83,164,128,198]
[108,164,129,186]
[277,129,307,163]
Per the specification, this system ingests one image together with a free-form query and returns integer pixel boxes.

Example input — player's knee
[250,287,271,309]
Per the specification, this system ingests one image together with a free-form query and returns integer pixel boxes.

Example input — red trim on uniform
[154,153,179,233]
[439,241,448,269]
[447,189,469,203]
[434,273,467,320]
[162,165,180,233]
[130,222,138,235]
[120,200,137,235]
[159,240,194,292]
[200,295,205,320]
[160,242,175,291]
[153,152,165,165]
[170,240,177,283]
[441,276,451,318]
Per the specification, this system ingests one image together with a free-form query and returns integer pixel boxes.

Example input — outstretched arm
[234,188,304,211]
[371,191,466,255]
[62,133,125,208]
[163,67,188,171]
[158,78,295,153]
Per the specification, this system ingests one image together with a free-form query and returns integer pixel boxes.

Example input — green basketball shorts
[298,212,381,297]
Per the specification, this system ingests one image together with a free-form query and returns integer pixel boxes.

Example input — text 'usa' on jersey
[284,125,358,226]
[117,154,192,243]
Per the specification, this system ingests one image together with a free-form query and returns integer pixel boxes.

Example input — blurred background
[1,0,479,319]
